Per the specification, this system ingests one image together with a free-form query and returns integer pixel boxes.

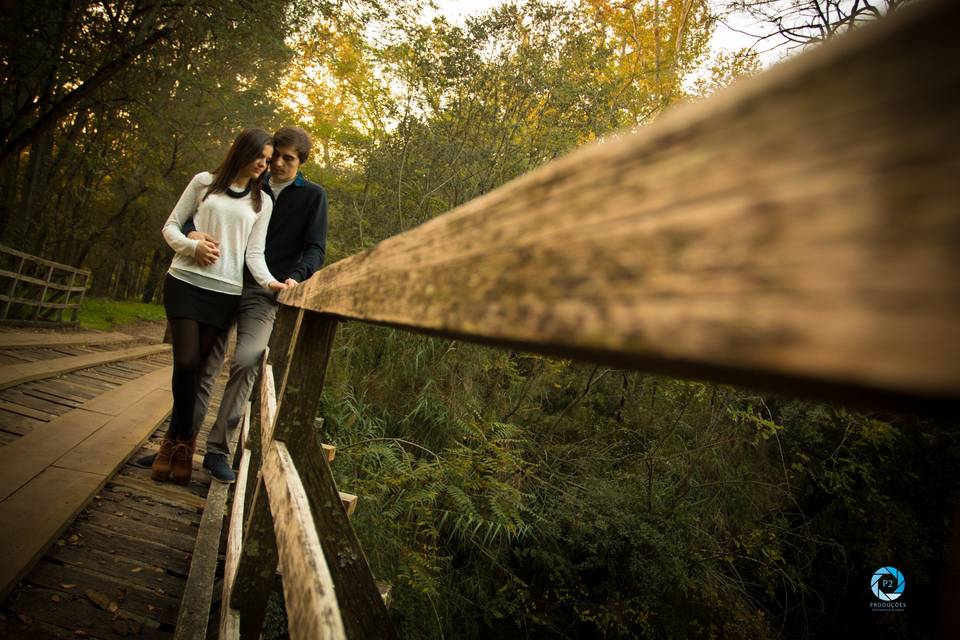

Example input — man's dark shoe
[203,452,236,484]
[132,452,157,469]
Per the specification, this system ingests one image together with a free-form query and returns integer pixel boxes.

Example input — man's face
[270,144,302,182]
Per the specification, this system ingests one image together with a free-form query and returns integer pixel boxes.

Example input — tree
[717,0,913,52]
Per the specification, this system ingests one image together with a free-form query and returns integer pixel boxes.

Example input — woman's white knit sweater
[162,172,278,294]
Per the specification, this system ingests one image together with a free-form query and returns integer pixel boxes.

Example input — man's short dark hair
[273,126,311,164]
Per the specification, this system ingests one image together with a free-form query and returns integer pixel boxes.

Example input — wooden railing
[0,245,90,325]
[222,317,393,639]
[217,1,959,637]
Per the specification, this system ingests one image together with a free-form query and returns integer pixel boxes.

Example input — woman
[154,128,286,485]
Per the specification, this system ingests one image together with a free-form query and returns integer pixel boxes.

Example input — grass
[77,296,166,331]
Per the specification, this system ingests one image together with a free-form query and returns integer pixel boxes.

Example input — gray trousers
[193,285,278,458]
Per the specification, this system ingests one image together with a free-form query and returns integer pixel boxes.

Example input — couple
[141,126,327,486]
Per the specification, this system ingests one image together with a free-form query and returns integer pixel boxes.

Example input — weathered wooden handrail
[221,319,396,639]
[0,244,90,325]
[217,2,957,638]
[280,0,959,412]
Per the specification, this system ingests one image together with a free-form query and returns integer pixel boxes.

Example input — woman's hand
[268,281,288,292]
[188,231,220,266]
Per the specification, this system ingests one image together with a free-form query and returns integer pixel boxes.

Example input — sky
[429,0,786,67]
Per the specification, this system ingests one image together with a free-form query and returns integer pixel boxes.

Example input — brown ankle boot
[150,438,175,482]
[170,436,196,486]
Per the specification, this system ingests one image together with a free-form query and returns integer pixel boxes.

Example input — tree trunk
[141,247,166,304]
[9,130,53,247]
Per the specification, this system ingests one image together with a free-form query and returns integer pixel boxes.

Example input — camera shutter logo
[871,566,905,601]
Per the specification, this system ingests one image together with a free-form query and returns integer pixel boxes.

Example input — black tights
[168,317,223,440]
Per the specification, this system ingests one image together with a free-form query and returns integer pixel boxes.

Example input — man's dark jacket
[251,171,328,284]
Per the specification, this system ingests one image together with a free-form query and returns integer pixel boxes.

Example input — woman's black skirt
[163,273,240,331]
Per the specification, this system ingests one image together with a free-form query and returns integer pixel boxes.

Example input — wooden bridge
[0,0,958,637]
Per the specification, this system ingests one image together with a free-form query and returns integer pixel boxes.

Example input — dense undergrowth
[314,324,958,639]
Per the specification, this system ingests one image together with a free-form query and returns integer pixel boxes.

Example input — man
[138,126,327,482]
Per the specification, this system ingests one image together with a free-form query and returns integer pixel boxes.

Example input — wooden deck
[0,328,237,639]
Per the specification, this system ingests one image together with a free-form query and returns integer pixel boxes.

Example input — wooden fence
[217,1,959,637]
[0,244,90,325]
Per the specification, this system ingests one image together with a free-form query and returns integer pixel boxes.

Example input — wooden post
[30,264,53,320]
[243,374,264,519]
[230,476,280,639]
[271,311,397,639]
[59,272,75,323]
[269,305,304,404]
[71,271,89,323]
[260,361,278,455]
[270,312,336,445]
[2,256,23,320]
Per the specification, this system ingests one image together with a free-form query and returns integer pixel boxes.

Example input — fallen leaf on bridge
[113,619,141,636]
[85,589,119,613]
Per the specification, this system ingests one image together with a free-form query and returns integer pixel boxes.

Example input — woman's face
[241,143,273,181]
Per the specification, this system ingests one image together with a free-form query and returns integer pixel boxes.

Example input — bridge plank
[0,360,173,600]
[0,331,132,349]
[172,400,249,640]
[44,542,186,601]
[24,559,181,627]
[5,583,169,640]
[0,466,103,601]
[174,475,230,640]
[0,343,169,391]
[107,475,207,511]
[280,0,960,410]
[0,366,172,503]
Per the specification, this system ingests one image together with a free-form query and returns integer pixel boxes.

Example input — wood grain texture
[80,365,170,415]
[54,388,171,474]
[269,305,304,406]
[0,466,102,600]
[174,401,248,640]
[260,361,277,453]
[231,476,280,640]
[270,314,336,446]
[0,344,169,391]
[0,331,133,349]
[284,422,397,639]
[107,474,206,511]
[244,369,264,520]
[0,379,172,599]
[279,0,960,408]
[270,311,395,638]
[0,366,172,502]
[225,398,277,640]
[219,443,252,640]
[262,442,346,640]
[339,492,357,519]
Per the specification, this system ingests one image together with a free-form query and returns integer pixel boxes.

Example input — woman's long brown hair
[203,128,273,212]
